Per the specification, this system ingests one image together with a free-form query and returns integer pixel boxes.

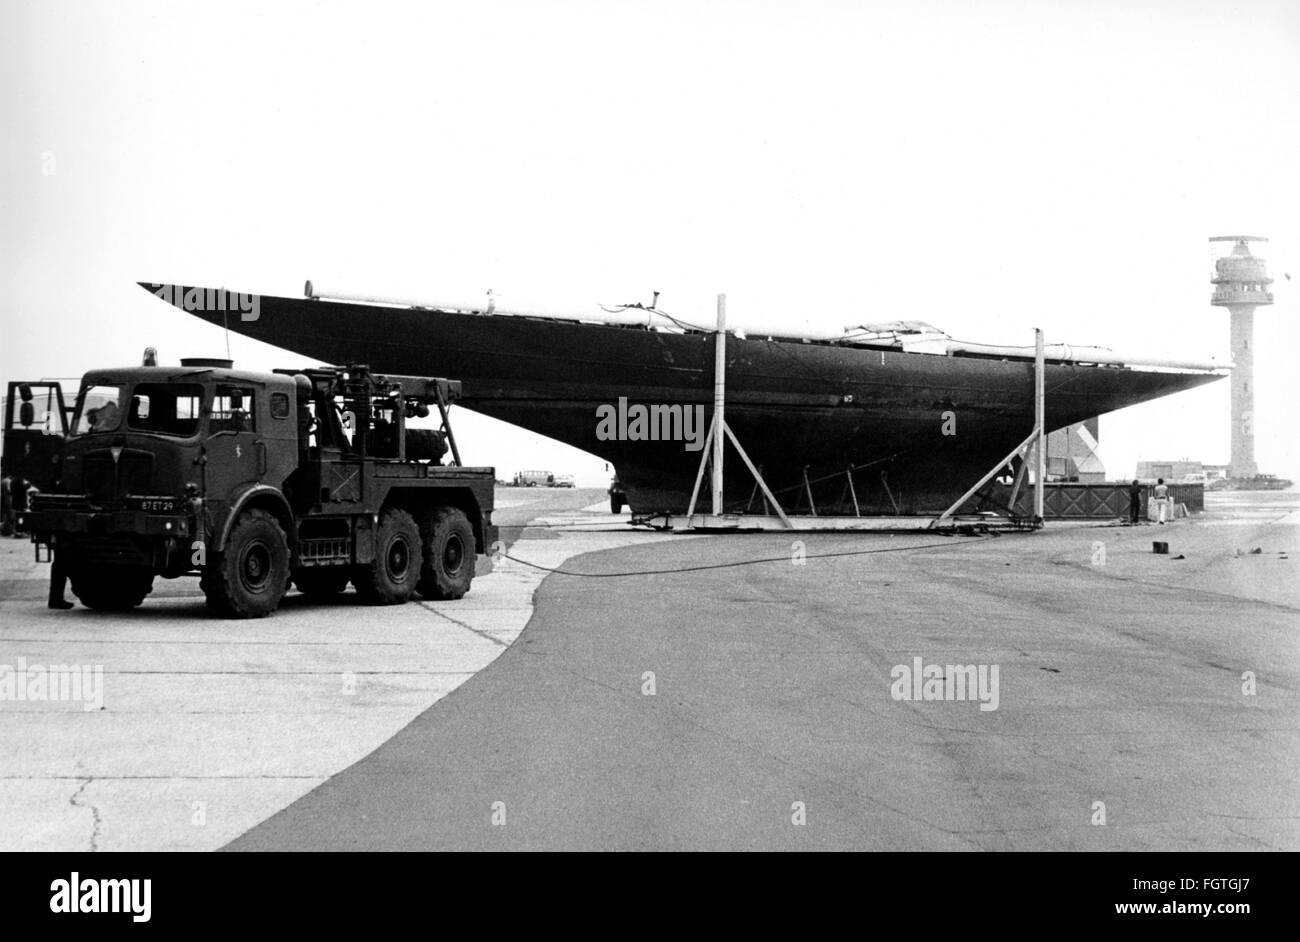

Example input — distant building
[1135,459,1228,483]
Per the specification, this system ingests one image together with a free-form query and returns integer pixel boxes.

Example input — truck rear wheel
[354,508,422,605]
[293,567,350,598]
[203,509,290,618]
[417,506,475,600]
[70,564,154,611]
[610,494,624,514]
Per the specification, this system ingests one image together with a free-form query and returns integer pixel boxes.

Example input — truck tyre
[610,494,624,514]
[293,567,350,598]
[354,508,422,605]
[70,564,154,611]
[417,506,475,600]
[203,508,290,618]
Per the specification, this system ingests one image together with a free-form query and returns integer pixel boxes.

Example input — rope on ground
[502,537,974,578]
[497,520,634,530]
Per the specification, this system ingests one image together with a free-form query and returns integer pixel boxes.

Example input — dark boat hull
[143,285,1224,515]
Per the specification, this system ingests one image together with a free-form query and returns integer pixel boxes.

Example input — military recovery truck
[20,358,497,618]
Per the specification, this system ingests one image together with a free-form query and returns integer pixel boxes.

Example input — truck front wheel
[354,508,422,605]
[203,509,290,618]
[418,506,475,601]
[70,564,154,611]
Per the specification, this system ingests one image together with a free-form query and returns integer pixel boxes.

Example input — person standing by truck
[47,544,72,609]
[0,475,12,536]
[2,475,32,537]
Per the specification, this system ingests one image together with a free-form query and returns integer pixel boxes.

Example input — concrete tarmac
[0,487,658,850]
[226,491,1299,851]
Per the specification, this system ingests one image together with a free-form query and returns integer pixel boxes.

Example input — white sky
[3,0,1298,485]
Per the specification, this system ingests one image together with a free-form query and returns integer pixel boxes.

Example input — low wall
[981,482,1204,519]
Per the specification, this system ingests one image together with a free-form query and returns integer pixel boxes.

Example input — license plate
[130,497,177,513]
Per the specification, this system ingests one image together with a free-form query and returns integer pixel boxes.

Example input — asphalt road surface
[226,491,1300,851]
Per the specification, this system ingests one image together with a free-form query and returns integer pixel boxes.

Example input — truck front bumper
[20,508,195,540]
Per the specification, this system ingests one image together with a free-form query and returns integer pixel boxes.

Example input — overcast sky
[3,0,1298,485]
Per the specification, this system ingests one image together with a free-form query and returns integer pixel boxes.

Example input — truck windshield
[71,384,127,435]
[128,383,204,437]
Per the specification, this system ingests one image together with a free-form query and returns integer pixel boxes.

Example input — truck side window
[211,386,256,434]
[270,392,291,419]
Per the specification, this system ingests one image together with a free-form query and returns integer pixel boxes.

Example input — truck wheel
[417,506,475,600]
[293,568,350,598]
[355,508,422,604]
[70,565,154,611]
[203,509,290,618]
[610,494,624,514]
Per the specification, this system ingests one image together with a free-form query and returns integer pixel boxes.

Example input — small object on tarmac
[1153,541,1169,555]
[1172,554,1186,560]
[1249,547,1263,555]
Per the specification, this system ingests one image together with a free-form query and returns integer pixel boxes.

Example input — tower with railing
[1210,236,1273,478]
